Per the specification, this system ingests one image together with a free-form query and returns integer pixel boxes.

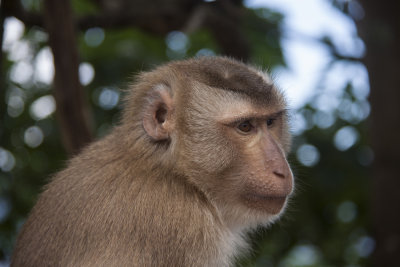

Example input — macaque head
[127,56,293,227]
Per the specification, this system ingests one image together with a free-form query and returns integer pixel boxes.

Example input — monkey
[11,56,294,267]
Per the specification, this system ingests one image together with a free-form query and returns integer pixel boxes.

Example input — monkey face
[173,84,293,223]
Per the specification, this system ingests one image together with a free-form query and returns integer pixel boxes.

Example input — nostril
[273,171,285,178]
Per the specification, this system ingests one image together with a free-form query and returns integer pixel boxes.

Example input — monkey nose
[273,170,285,179]
[271,160,292,180]
[271,164,293,196]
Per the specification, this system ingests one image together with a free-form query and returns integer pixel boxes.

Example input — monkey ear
[142,84,174,141]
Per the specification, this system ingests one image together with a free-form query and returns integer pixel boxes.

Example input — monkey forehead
[174,57,277,102]
[186,82,283,121]
[217,98,282,122]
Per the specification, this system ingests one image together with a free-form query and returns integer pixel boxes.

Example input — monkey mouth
[242,194,288,214]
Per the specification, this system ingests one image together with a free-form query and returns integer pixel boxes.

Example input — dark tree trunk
[43,0,93,155]
[358,1,400,266]
[0,0,5,89]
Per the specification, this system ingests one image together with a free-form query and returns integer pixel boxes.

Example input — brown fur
[11,56,294,267]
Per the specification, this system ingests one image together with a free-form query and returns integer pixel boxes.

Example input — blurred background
[1,0,399,266]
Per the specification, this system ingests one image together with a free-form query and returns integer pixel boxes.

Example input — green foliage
[72,0,99,15]
[244,8,285,67]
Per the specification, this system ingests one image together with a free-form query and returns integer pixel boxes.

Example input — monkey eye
[237,121,253,133]
[266,118,276,127]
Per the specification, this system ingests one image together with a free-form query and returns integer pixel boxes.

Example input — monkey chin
[223,195,290,230]
[241,194,289,215]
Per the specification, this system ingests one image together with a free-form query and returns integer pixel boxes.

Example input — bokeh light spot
[24,126,44,148]
[337,201,358,223]
[0,148,16,172]
[98,87,120,110]
[297,144,320,167]
[30,95,56,120]
[10,61,33,85]
[355,236,375,257]
[281,244,321,266]
[79,62,95,86]
[314,110,335,129]
[196,48,215,57]
[334,126,359,151]
[166,31,189,52]
[84,27,105,47]
[34,47,55,85]
[7,95,25,118]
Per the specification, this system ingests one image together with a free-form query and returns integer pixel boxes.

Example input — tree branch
[43,0,93,155]
[0,0,6,92]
